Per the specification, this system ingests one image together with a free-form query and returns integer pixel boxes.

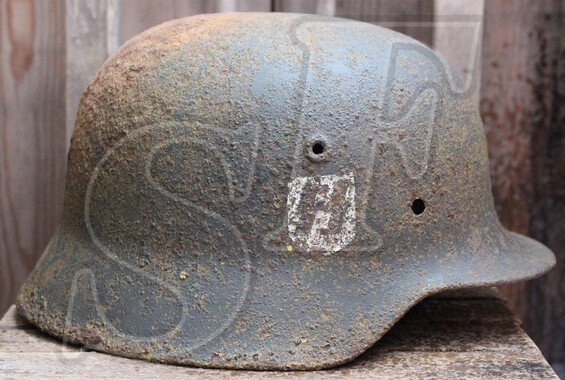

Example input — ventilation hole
[312,143,324,155]
[411,199,426,215]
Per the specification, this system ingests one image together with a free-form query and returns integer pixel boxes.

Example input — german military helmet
[17,13,555,370]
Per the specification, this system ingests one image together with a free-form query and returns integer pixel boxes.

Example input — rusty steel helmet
[17,12,555,370]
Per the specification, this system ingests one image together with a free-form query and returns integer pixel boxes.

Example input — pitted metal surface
[17,13,555,370]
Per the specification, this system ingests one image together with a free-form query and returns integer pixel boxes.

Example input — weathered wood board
[479,1,565,371]
[0,0,67,315]
[0,288,558,379]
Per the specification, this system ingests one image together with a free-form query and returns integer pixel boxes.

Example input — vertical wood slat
[480,0,565,368]
[273,0,318,13]
[333,0,434,47]
[433,0,484,105]
[0,0,67,314]
[106,0,120,54]
[118,0,214,44]
[276,0,434,46]
[65,0,119,149]
[215,0,271,13]
[273,0,335,15]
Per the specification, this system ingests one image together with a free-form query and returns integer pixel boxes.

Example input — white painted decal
[287,173,356,255]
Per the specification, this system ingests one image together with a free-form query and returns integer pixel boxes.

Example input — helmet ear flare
[16,12,555,371]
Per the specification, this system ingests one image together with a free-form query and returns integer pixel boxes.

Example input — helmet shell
[17,13,554,370]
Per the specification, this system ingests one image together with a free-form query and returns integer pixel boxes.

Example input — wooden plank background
[0,0,563,374]
[480,1,565,372]
[0,0,66,323]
